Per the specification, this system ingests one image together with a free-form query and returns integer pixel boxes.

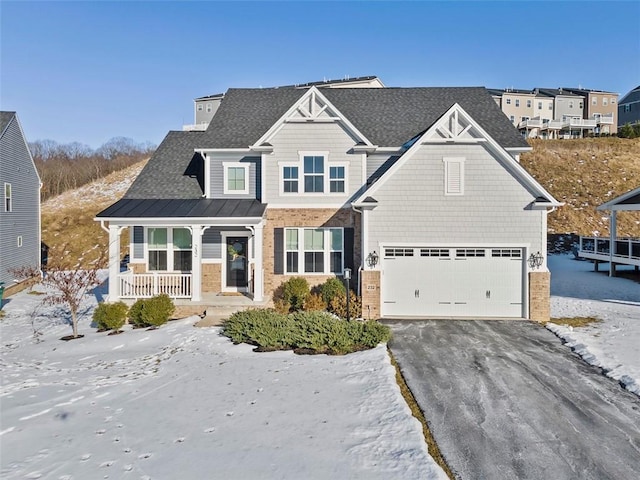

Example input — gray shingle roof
[124,131,206,199]
[620,86,640,105]
[0,111,16,136]
[96,198,266,219]
[322,87,529,148]
[200,87,528,149]
[202,88,306,148]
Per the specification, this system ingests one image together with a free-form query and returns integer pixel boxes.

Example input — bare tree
[13,249,107,338]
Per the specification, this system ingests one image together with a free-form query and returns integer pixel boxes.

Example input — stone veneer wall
[262,208,361,299]
[202,263,222,294]
[360,270,381,320]
[529,271,550,323]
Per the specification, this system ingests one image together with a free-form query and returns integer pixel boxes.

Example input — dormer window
[223,163,249,195]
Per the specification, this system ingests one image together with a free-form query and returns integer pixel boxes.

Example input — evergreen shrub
[93,301,129,331]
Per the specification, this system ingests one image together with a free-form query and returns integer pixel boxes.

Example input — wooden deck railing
[118,272,192,299]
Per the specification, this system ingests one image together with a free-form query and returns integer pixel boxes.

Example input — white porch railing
[592,113,614,125]
[565,118,597,128]
[543,120,564,130]
[518,118,543,129]
[118,272,192,299]
[578,236,640,266]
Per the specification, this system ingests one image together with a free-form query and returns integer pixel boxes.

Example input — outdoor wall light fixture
[366,251,379,268]
[528,251,543,269]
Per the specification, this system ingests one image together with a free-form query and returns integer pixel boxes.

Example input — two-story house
[0,112,42,296]
[97,86,561,322]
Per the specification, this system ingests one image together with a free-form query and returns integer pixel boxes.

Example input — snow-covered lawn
[548,253,640,396]
[2,254,637,479]
[0,284,446,480]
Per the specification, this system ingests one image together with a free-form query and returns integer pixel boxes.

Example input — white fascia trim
[96,217,265,226]
[505,147,533,154]
[195,148,252,154]
[250,86,375,149]
[596,186,640,210]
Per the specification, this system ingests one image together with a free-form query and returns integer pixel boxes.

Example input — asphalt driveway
[386,320,640,480]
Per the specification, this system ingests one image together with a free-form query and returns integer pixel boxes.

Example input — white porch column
[252,223,264,301]
[108,225,121,301]
[191,225,204,301]
[609,211,617,277]
[361,208,369,269]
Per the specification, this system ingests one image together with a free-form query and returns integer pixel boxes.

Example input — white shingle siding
[0,115,41,285]
[367,144,544,253]
[264,122,362,206]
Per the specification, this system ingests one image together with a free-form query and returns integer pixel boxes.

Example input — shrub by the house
[128,294,175,328]
[93,301,129,332]
[320,277,346,305]
[280,277,310,311]
[329,290,362,320]
[222,309,391,355]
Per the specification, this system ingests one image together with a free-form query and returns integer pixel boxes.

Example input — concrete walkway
[386,320,640,480]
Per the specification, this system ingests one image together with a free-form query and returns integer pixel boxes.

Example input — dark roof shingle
[96,198,266,219]
[124,131,206,199]
[0,111,16,135]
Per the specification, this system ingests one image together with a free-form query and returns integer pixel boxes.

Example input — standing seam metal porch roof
[96,198,266,219]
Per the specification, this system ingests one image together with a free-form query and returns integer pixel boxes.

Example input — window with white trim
[526,100,532,108]
[304,155,324,193]
[329,166,345,193]
[224,163,249,194]
[4,183,11,212]
[611,98,616,104]
[148,228,168,271]
[17,236,23,248]
[548,103,553,110]
[515,99,520,107]
[592,97,598,105]
[206,103,212,113]
[197,104,203,111]
[602,98,608,106]
[443,158,465,195]
[538,102,542,110]
[509,115,515,123]
[283,166,299,193]
[284,227,343,274]
[506,98,511,105]
[147,227,192,271]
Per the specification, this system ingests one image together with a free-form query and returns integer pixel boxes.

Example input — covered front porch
[95,198,267,303]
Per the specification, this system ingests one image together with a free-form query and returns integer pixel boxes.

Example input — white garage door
[382,247,524,318]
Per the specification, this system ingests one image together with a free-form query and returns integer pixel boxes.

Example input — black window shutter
[133,226,144,259]
[344,227,354,272]
[274,228,284,274]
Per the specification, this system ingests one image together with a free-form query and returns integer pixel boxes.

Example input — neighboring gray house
[0,111,41,295]
[618,85,640,128]
[98,86,560,322]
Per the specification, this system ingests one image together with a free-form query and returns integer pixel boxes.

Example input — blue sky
[2,1,639,148]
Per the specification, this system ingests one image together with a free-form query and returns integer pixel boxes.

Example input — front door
[226,237,248,290]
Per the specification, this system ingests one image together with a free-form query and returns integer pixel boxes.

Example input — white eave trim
[505,146,533,153]
[596,186,640,211]
[94,216,265,226]
[195,148,252,154]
